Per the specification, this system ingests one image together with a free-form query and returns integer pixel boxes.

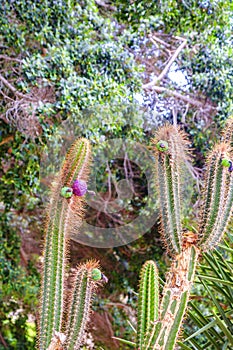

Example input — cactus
[197,143,233,250]
[153,124,190,255]
[136,260,159,349]
[64,261,102,350]
[135,121,233,350]
[38,138,105,350]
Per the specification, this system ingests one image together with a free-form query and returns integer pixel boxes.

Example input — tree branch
[0,55,21,63]
[150,85,216,112]
[95,0,116,10]
[0,74,34,101]
[143,37,187,88]
[149,35,171,49]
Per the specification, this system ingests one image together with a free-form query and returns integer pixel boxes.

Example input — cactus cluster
[39,138,105,350]
[134,121,233,350]
[39,119,233,350]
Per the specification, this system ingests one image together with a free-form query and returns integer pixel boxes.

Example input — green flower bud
[60,187,73,198]
[91,268,102,281]
[221,158,231,167]
[156,140,169,152]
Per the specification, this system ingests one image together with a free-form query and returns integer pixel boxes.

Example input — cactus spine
[137,120,233,350]
[136,260,159,349]
[39,138,96,350]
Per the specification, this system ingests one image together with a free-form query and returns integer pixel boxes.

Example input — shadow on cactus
[38,138,106,350]
[114,121,233,350]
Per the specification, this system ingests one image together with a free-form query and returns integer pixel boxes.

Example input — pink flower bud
[72,179,87,196]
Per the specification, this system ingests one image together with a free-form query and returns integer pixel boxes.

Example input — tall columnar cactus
[39,138,104,350]
[136,121,233,350]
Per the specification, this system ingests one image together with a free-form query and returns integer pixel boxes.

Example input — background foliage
[0,0,232,348]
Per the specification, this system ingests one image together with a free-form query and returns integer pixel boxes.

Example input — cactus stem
[137,260,159,349]
[198,143,233,250]
[143,245,199,350]
[39,139,91,349]
[153,125,191,255]
[64,261,103,350]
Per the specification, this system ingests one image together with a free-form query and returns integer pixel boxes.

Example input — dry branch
[0,73,34,101]
[150,85,216,113]
[143,37,187,88]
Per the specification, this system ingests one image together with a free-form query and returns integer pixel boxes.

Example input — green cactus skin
[64,261,102,350]
[153,125,190,255]
[143,245,199,350]
[136,260,159,349]
[39,138,91,350]
[197,143,233,250]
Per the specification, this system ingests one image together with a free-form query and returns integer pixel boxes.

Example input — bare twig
[0,55,21,63]
[149,35,171,49]
[143,37,187,88]
[95,0,116,11]
[0,135,14,146]
[150,85,216,112]
[0,74,35,101]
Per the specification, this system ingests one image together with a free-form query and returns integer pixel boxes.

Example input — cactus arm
[64,261,102,350]
[160,246,199,350]
[156,153,181,254]
[197,143,232,250]
[136,260,159,349]
[143,245,199,350]
[209,172,233,248]
[39,139,91,350]
[153,125,190,255]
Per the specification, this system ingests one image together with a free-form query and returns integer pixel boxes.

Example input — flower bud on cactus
[91,268,102,281]
[60,186,73,198]
[156,140,169,152]
[72,179,87,196]
[221,158,231,167]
